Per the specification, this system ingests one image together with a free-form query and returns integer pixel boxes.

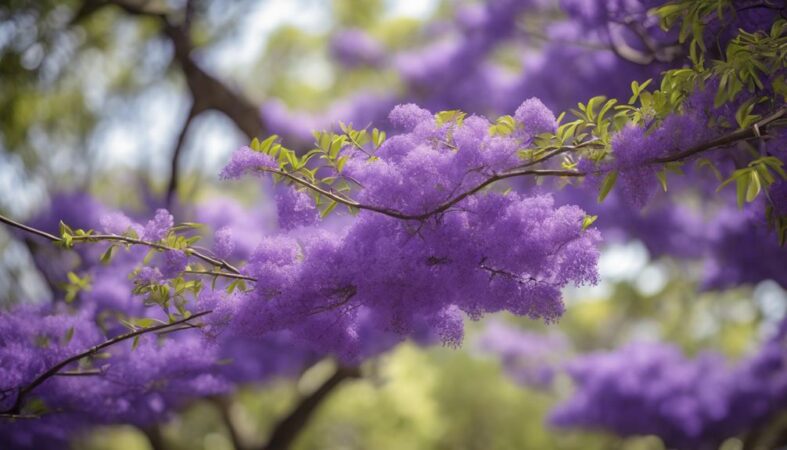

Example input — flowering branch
[0,213,249,280]
[1,310,213,417]
[652,105,787,163]
[257,104,785,223]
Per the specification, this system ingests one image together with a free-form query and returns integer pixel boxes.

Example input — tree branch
[0,213,248,278]
[260,366,360,450]
[652,105,787,163]
[166,103,200,207]
[1,310,212,416]
[163,23,266,140]
[212,396,247,450]
[257,105,786,222]
[141,424,169,450]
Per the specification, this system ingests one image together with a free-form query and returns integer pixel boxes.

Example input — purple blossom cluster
[0,199,320,449]
[329,28,384,68]
[1,2,785,448]
[549,319,787,449]
[259,0,677,143]
[477,321,569,388]
[222,100,601,361]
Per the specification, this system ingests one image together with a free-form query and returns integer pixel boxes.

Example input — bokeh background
[1,1,786,449]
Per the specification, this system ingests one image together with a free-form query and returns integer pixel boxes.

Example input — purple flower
[213,226,235,259]
[142,209,173,241]
[514,97,557,135]
[220,147,278,180]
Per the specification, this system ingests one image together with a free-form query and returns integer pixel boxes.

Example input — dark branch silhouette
[260,366,360,450]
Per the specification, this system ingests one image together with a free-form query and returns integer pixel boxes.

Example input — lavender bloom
[478,321,569,388]
[224,102,601,362]
[275,185,319,230]
[142,209,174,241]
[220,146,278,180]
[213,226,235,260]
[329,28,384,68]
[99,212,140,236]
[514,97,558,135]
[550,320,787,450]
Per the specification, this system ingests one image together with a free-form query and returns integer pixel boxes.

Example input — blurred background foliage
[1,0,784,449]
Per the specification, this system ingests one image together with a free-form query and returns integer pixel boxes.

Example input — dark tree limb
[73,0,268,204]
[260,366,360,450]
[166,103,200,207]
[212,396,247,450]
[141,424,169,450]
[162,23,266,140]
[99,0,266,139]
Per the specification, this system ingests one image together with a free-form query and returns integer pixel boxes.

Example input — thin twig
[184,270,256,282]
[0,214,245,276]
[54,368,105,377]
[167,103,200,208]
[653,106,787,163]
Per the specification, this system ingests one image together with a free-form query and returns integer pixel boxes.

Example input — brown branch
[88,1,267,137]
[653,105,787,163]
[260,366,360,450]
[0,215,60,242]
[141,424,169,450]
[257,105,787,222]
[212,396,247,450]
[162,24,265,140]
[54,368,104,377]
[0,213,247,277]
[260,166,584,222]
[184,269,256,282]
[2,310,212,416]
[166,103,200,207]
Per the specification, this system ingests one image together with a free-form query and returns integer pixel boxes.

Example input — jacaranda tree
[0,1,785,449]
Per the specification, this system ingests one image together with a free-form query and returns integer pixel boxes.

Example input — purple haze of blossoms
[258,0,676,144]
[221,100,601,362]
[549,319,787,449]
[329,28,385,68]
[0,199,321,449]
[477,321,569,388]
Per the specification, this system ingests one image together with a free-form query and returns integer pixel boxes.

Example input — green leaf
[761,156,787,179]
[23,397,49,416]
[435,110,466,126]
[696,158,723,181]
[736,174,749,208]
[746,171,762,202]
[59,221,73,237]
[597,171,618,203]
[67,271,81,284]
[581,215,598,231]
[489,115,517,136]
[372,128,386,148]
[131,317,162,328]
[336,156,348,173]
[63,327,74,345]
[256,135,279,154]
[656,170,668,192]
[100,245,116,265]
[321,200,338,218]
